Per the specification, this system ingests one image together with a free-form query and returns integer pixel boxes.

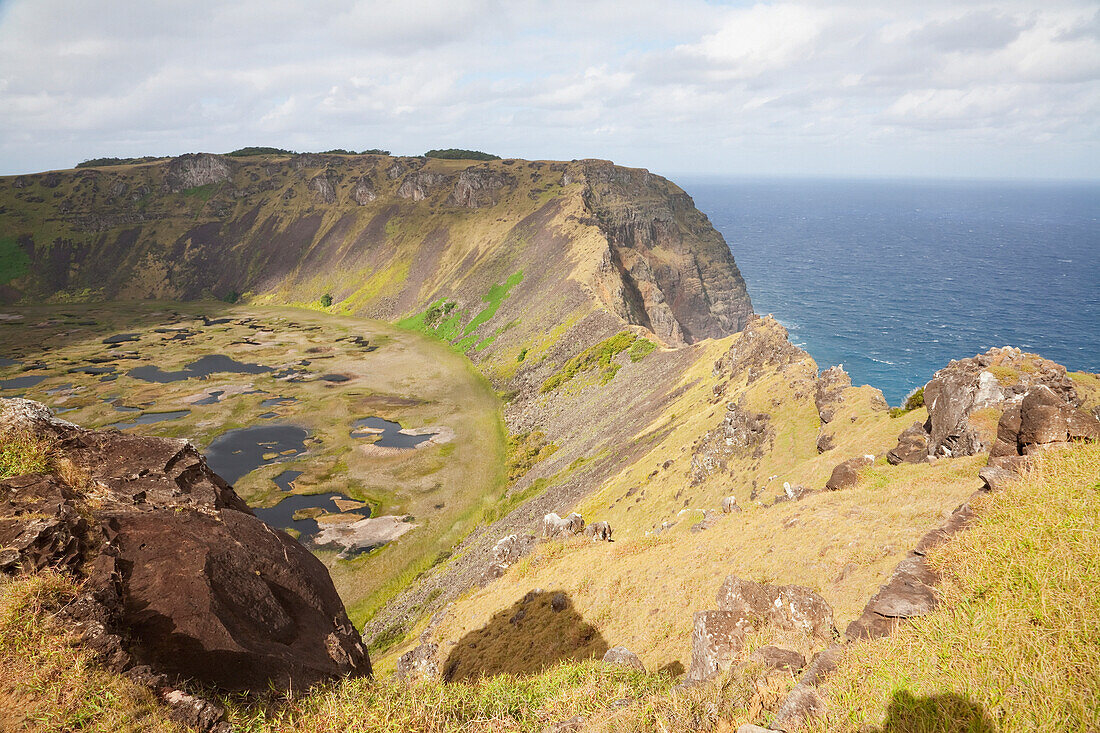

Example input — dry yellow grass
[823,442,1100,732]
[0,573,183,733]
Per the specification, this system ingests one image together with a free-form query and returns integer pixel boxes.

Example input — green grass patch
[398,272,523,354]
[182,183,220,202]
[506,430,559,483]
[540,331,637,394]
[628,337,657,363]
[0,236,31,285]
[888,385,925,418]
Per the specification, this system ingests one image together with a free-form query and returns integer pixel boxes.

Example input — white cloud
[0,0,1096,178]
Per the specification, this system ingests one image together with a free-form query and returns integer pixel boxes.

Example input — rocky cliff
[0,153,752,356]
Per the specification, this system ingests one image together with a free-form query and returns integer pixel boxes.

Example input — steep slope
[0,153,752,359]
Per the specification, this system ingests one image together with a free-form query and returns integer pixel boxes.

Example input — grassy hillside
[3,442,1095,731]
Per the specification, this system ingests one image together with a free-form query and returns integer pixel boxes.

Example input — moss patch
[540,331,637,393]
[0,236,30,285]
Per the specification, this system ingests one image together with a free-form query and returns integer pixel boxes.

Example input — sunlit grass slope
[823,442,1100,732]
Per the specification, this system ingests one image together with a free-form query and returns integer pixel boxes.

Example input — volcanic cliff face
[0,153,752,353]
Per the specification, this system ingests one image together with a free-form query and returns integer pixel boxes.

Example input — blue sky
[1,0,1098,179]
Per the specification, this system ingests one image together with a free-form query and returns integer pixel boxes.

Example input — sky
[1,0,1098,179]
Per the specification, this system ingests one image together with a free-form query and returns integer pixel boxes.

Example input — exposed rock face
[712,316,805,386]
[824,455,873,491]
[0,398,371,693]
[602,645,645,671]
[814,366,851,424]
[397,170,450,201]
[915,347,1080,459]
[308,171,337,203]
[690,400,774,483]
[579,160,753,343]
[990,385,1100,457]
[163,153,232,193]
[447,167,513,207]
[352,175,377,205]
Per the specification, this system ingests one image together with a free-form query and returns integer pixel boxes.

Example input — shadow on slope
[874,690,994,733]
[441,589,608,683]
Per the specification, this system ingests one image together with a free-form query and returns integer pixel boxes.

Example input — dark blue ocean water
[680,178,1100,405]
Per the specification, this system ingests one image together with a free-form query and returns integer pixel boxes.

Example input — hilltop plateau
[0,151,1098,732]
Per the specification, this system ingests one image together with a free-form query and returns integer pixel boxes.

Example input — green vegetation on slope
[507,430,559,483]
[0,236,31,285]
[825,443,1100,731]
[424,149,501,161]
[397,272,523,354]
[540,331,637,393]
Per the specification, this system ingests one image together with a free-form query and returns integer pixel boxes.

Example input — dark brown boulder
[825,455,873,491]
[990,386,1100,457]
[0,398,371,693]
[846,499,975,642]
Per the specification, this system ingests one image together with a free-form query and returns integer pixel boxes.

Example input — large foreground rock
[0,398,371,692]
[990,385,1100,457]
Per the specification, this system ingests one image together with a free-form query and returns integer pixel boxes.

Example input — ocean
[680,178,1100,405]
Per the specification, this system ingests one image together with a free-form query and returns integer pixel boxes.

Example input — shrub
[226,146,296,157]
[424,149,501,161]
[320,293,333,308]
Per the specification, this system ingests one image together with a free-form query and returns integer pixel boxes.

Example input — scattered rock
[772,683,826,732]
[824,455,873,491]
[722,496,741,513]
[550,591,568,612]
[686,610,745,682]
[162,689,228,732]
[395,642,439,682]
[815,433,834,453]
[603,645,645,672]
[749,646,805,674]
